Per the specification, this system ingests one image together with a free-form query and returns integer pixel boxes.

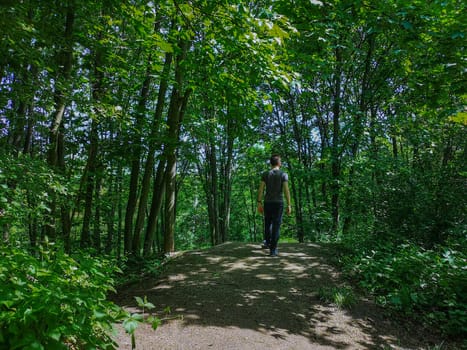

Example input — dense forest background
[0,0,465,348]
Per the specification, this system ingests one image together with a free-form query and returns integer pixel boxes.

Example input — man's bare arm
[283,181,292,215]
[257,181,265,202]
[257,181,265,213]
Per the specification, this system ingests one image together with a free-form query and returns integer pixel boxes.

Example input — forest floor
[112,242,456,350]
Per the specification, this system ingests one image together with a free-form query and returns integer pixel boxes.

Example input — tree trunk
[285,158,305,242]
[330,47,342,234]
[93,166,103,252]
[316,115,329,201]
[80,118,99,247]
[123,57,153,254]
[80,22,106,246]
[8,101,27,153]
[392,136,398,159]
[27,192,38,249]
[105,175,116,254]
[44,2,75,244]
[61,205,72,253]
[133,52,173,255]
[164,155,177,253]
[163,85,192,253]
[143,159,166,256]
[220,115,235,243]
[161,38,191,253]
[23,106,34,155]
[343,34,375,234]
[48,2,74,167]
[248,182,258,241]
[116,164,124,259]
[208,140,220,245]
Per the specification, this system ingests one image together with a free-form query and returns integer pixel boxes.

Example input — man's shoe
[261,240,269,249]
[269,249,278,257]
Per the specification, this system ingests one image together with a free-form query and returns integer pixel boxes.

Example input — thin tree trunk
[17,39,39,154]
[220,116,235,243]
[81,24,105,247]
[343,34,375,234]
[162,39,191,253]
[116,163,123,260]
[105,176,116,254]
[48,2,74,167]
[27,192,37,249]
[392,136,398,159]
[285,158,304,242]
[133,52,173,255]
[143,159,166,256]
[93,166,103,252]
[199,158,216,247]
[23,106,34,155]
[163,85,192,252]
[123,58,153,254]
[244,185,254,241]
[331,47,342,234]
[164,157,177,253]
[61,206,72,253]
[209,140,220,245]
[9,101,27,153]
[316,115,329,201]
[81,118,99,247]
[45,1,75,243]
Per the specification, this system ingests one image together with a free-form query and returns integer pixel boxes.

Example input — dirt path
[112,242,445,350]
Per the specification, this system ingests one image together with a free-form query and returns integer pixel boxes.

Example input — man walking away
[257,155,291,256]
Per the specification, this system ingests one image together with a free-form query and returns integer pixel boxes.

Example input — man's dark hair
[270,155,281,166]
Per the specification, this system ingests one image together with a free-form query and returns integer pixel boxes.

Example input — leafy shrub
[123,297,161,350]
[0,153,73,241]
[0,243,124,349]
[341,240,467,337]
[117,254,165,286]
[318,285,356,309]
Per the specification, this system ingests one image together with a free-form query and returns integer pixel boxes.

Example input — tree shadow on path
[113,242,442,350]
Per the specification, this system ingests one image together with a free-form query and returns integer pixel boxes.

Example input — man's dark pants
[264,201,284,254]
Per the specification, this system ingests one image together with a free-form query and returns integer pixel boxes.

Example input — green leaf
[158,41,173,53]
[145,301,155,310]
[151,317,161,330]
[47,328,62,341]
[23,341,44,350]
[123,313,144,334]
[451,32,464,39]
[402,21,413,30]
[449,111,467,125]
[93,310,108,319]
[134,296,144,306]
[123,319,139,335]
[264,103,273,113]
